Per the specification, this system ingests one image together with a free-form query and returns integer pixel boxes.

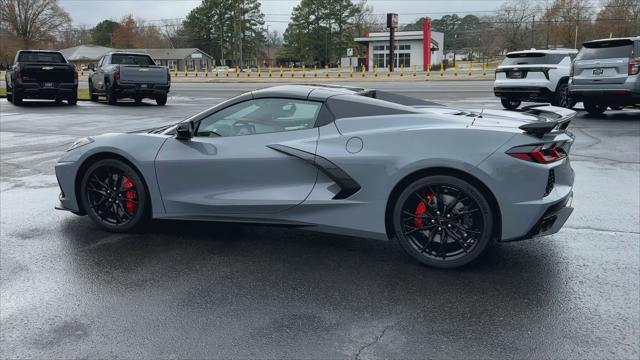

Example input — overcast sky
[59,0,511,33]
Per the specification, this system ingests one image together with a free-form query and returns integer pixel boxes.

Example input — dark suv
[569,37,640,115]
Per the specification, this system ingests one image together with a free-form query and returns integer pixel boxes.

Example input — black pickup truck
[5,50,78,106]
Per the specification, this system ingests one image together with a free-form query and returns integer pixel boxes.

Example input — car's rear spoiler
[518,104,576,138]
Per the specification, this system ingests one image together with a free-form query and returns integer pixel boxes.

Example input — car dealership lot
[1,81,639,358]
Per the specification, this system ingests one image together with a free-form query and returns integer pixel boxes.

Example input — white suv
[494,49,578,110]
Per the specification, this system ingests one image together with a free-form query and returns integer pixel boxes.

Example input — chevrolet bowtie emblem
[138,68,149,72]
[41,66,54,70]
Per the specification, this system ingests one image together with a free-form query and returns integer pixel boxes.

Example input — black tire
[80,159,148,232]
[609,105,624,110]
[155,93,167,106]
[583,100,606,115]
[554,82,575,109]
[67,92,77,105]
[501,98,521,110]
[89,80,99,102]
[106,82,117,105]
[392,175,494,269]
[12,89,23,106]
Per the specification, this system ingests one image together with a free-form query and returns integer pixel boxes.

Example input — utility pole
[574,15,579,49]
[530,15,535,48]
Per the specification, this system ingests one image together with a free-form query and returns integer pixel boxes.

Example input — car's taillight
[114,65,120,81]
[15,66,21,79]
[629,57,639,75]
[507,143,567,164]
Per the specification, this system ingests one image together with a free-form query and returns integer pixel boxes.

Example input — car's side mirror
[176,122,193,140]
[88,63,95,71]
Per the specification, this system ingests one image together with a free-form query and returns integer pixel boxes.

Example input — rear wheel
[609,105,624,110]
[583,100,607,115]
[155,93,167,106]
[80,159,148,232]
[12,89,23,106]
[392,175,494,269]
[67,92,77,105]
[554,82,575,109]
[501,98,521,110]
[106,82,117,105]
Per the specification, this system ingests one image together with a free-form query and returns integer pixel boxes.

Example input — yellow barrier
[387,65,391,77]
[302,65,306,78]
[374,66,378,77]
[279,66,283,77]
[325,65,329,78]
[412,65,417,77]
[362,65,366,77]
[440,62,444,76]
[454,64,458,77]
[467,62,472,76]
[290,65,294,78]
[269,66,272,77]
[235,66,239,77]
[314,65,317,78]
[258,66,261,78]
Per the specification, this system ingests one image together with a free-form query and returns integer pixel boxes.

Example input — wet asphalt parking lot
[1,81,639,359]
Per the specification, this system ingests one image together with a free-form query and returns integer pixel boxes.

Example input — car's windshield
[18,52,65,63]
[111,54,155,65]
[502,53,567,65]
[576,40,634,60]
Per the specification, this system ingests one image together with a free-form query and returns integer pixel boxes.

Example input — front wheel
[89,81,99,102]
[80,159,148,232]
[583,100,607,115]
[155,93,167,106]
[106,83,117,105]
[501,98,521,110]
[392,175,494,269]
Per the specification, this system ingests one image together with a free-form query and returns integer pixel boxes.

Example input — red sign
[387,13,398,29]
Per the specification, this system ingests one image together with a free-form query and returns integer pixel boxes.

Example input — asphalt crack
[354,322,397,360]
[563,226,640,235]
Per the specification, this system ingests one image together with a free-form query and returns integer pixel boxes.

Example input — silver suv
[569,37,640,115]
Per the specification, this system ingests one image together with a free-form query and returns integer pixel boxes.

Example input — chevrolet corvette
[55,85,575,268]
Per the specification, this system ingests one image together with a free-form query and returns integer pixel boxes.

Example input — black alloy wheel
[501,98,521,110]
[555,82,575,109]
[393,175,493,268]
[80,159,147,232]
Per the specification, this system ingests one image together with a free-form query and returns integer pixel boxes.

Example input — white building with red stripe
[354,19,444,72]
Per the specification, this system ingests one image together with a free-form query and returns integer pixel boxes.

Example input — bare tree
[494,0,539,51]
[0,0,71,46]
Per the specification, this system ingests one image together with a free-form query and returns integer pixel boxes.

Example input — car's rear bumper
[503,191,574,242]
[569,87,640,104]
[494,86,555,102]
[114,83,170,98]
[15,82,77,99]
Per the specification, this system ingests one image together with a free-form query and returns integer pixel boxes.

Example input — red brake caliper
[414,193,434,228]
[123,176,137,213]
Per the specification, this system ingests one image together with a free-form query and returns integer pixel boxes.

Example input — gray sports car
[55,85,575,268]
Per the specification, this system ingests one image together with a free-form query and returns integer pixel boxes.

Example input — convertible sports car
[55,85,575,268]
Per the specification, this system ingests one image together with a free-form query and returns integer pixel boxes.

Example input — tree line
[1,0,638,66]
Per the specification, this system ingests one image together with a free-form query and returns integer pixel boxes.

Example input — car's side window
[195,98,322,137]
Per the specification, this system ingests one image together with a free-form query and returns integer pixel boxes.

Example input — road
[1,81,639,359]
